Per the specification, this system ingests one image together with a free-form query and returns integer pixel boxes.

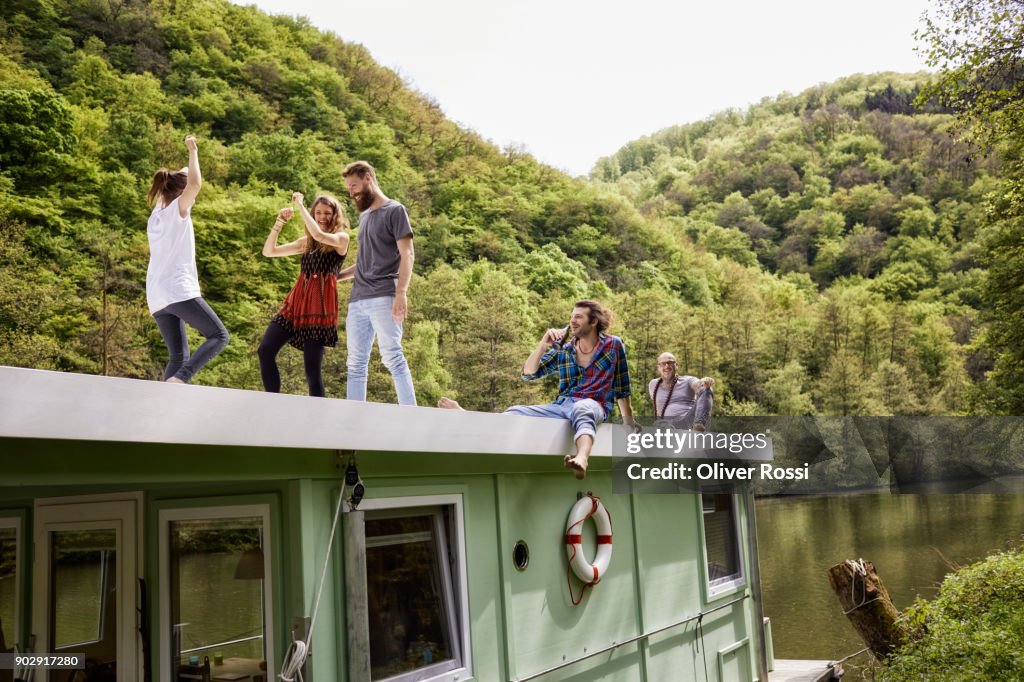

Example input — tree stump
[828,559,905,660]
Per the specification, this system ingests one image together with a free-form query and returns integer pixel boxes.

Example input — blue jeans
[346,296,416,405]
[504,398,607,441]
[153,297,229,383]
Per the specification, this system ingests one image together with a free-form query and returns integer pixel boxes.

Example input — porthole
[513,540,529,571]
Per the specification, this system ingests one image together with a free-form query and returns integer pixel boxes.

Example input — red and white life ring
[564,493,613,585]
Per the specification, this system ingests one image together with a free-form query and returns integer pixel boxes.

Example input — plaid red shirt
[522,334,632,416]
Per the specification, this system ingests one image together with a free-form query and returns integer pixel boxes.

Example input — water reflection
[175,553,264,661]
[756,492,1024,660]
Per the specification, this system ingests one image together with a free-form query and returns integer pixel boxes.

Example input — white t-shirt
[146,196,201,313]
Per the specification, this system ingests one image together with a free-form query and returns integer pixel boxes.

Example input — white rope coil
[843,557,880,615]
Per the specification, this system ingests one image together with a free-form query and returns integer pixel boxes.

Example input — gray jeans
[660,387,714,430]
[153,297,229,383]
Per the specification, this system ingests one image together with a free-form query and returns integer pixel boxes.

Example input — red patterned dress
[272,247,346,349]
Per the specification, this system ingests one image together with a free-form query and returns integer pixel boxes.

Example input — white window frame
[357,494,472,682]
[697,492,746,598]
[158,504,275,682]
[33,492,143,681]
[0,515,22,651]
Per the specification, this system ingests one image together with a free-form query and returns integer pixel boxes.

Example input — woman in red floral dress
[258,193,349,396]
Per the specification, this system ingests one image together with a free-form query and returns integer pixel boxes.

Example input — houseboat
[0,366,776,682]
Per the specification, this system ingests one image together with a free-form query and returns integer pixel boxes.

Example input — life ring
[564,493,613,585]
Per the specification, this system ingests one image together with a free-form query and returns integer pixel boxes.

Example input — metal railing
[180,634,263,656]
[511,594,748,682]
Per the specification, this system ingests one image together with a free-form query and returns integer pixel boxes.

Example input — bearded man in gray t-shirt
[340,160,417,405]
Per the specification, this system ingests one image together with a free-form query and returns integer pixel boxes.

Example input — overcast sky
[238,0,933,176]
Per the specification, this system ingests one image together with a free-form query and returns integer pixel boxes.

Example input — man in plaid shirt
[439,300,638,479]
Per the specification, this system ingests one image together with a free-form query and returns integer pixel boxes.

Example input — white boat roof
[0,367,773,463]
[0,366,617,456]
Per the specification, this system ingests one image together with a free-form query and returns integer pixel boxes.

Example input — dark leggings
[257,321,327,397]
[153,297,230,383]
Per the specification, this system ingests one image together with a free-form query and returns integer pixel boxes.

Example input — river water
[756,492,1024,660]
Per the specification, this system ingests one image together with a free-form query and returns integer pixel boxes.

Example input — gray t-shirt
[648,376,698,418]
[349,200,414,303]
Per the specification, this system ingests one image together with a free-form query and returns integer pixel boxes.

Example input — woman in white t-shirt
[145,135,229,383]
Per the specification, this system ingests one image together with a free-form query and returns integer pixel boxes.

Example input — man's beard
[352,191,373,212]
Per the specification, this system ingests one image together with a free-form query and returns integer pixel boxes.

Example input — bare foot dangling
[564,454,588,480]
[166,377,185,384]
[437,397,463,410]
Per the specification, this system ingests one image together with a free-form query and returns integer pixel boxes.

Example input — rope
[833,646,870,666]
[566,554,589,606]
[279,480,349,681]
[652,377,677,419]
[695,613,709,682]
[843,558,880,615]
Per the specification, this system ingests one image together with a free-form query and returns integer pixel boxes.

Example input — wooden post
[344,510,371,682]
[828,559,905,660]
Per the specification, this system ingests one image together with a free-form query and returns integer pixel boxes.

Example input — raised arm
[262,207,306,258]
[523,328,563,376]
[177,135,202,218]
[291,192,350,252]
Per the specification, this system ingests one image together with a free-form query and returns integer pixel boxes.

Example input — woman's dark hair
[304,195,348,254]
[147,168,188,207]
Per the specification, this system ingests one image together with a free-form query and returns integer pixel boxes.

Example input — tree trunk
[828,559,905,661]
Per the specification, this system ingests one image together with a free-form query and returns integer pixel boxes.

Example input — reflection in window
[169,517,266,680]
[365,508,460,681]
[0,526,16,651]
[50,530,116,649]
[702,493,742,588]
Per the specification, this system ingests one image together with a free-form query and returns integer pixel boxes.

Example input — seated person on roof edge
[648,351,714,431]
[438,300,639,480]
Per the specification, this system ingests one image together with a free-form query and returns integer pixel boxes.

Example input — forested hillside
[0,0,1008,415]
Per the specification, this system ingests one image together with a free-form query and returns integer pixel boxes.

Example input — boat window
[0,520,19,653]
[161,507,273,682]
[354,497,470,682]
[51,529,116,649]
[700,493,744,594]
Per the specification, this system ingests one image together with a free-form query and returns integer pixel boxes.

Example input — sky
[239,0,934,177]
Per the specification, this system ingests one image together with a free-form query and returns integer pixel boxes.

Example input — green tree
[449,266,538,413]
[917,0,1024,413]
[0,89,77,190]
[763,362,816,415]
[520,243,589,299]
[815,349,883,415]
[404,321,453,407]
[77,224,150,377]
